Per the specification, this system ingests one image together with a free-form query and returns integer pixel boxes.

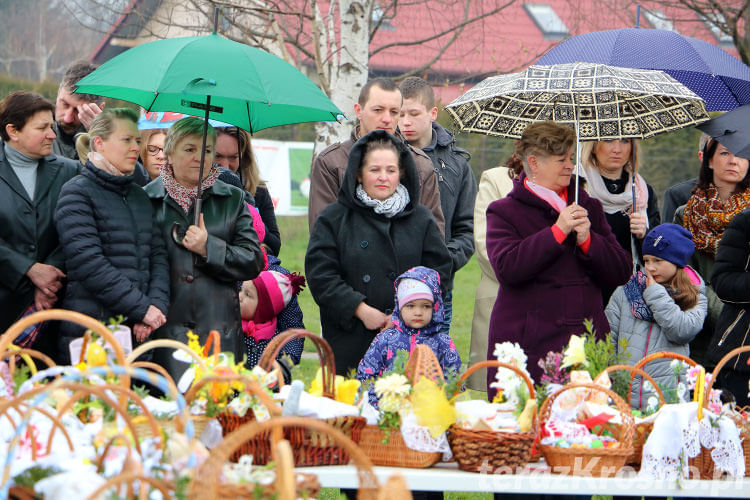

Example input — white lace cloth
[638,402,744,480]
[399,412,452,458]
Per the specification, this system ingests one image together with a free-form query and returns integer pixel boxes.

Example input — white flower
[646,395,659,413]
[374,373,410,397]
[492,342,533,392]
[642,380,653,393]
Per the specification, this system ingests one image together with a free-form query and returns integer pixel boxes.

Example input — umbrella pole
[194,95,212,227]
[630,142,640,272]
[573,134,581,205]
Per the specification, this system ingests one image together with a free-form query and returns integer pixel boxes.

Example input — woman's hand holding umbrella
[182,213,208,258]
[630,212,648,239]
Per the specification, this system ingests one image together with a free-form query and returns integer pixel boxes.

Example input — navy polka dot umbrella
[536,28,750,111]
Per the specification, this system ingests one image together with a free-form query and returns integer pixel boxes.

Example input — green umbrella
[74,34,342,133]
[75,28,342,228]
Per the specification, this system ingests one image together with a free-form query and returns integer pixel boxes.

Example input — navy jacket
[55,162,169,360]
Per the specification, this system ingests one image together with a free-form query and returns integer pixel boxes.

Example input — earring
[532,172,537,183]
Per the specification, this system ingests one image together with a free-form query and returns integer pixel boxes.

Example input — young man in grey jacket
[399,77,477,333]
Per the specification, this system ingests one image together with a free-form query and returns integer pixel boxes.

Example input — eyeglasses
[147,145,164,156]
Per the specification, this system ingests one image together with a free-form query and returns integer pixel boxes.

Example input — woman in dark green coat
[0,91,78,348]
[146,117,264,380]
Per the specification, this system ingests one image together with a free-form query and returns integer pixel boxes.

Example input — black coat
[0,142,79,332]
[710,208,750,372]
[145,178,264,380]
[305,130,452,375]
[54,162,170,360]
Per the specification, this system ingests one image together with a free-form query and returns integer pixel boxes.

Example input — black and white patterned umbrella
[446,62,709,140]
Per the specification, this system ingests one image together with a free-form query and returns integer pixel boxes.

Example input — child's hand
[644,269,656,287]
[355,302,389,331]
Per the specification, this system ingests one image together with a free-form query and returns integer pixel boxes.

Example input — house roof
[91,0,742,103]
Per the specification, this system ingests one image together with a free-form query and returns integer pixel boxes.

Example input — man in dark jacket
[399,77,477,333]
[53,61,104,161]
[307,77,444,234]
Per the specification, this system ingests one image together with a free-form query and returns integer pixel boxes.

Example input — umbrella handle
[171,222,185,245]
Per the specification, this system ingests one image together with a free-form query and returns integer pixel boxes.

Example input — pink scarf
[242,318,277,341]
[524,178,567,212]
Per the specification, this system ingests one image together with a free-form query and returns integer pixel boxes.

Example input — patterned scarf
[683,185,750,257]
[355,183,410,217]
[624,272,654,321]
[624,271,684,322]
[160,162,221,214]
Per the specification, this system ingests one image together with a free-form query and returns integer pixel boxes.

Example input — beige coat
[467,167,514,390]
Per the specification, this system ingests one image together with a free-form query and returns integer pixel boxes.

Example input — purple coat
[486,172,630,388]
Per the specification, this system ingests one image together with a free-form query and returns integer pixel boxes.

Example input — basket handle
[202,330,221,360]
[191,416,384,500]
[537,382,635,448]
[597,364,665,408]
[460,360,536,400]
[126,338,208,372]
[183,374,282,417]
[95,433,134,474]
[1,347,56,377]
[51,382,164,452]
[706,345,750,408]
[0,309,129,389]
[633,351,697,372]
[259,329,335,399]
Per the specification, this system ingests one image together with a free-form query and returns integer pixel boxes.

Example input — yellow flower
[374,373,410,399]
[309,368,325,397]
[561,335,589,369]
[186,331,202,357]
[411,377,455,438]
[309,368,360,405]
[335,379,360,406]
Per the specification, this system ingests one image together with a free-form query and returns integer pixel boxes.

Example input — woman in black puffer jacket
[54,108,169,363]
[710,208,750,406]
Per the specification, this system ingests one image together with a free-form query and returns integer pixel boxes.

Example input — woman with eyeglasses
[215,127,281,255]
[139,128,166,180]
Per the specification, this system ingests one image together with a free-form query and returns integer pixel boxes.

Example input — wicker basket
[699,345,750,479]
[357,345,444,468]
[190,416,411,500]
[595,364,665,466]
[259,329,366,466]
[0,309,130,390]
[538,382,634,477]
[447,360,537,473]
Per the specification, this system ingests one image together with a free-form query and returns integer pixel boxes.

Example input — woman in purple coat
[486,122,631,391]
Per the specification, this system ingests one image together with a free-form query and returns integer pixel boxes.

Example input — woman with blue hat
[606,223,707,409]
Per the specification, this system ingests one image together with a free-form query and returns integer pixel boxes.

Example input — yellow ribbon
[694,367,705,421]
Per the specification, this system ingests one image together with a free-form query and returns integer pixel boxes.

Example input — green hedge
[0,74,59,101]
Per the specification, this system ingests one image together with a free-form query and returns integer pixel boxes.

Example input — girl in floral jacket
[357,266,461,386]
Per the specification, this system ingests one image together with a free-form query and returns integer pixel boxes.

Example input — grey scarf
[355,183,410,218]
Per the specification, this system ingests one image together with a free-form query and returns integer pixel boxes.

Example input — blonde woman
[55,108,169,363]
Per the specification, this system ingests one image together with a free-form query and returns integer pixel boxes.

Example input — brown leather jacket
[307,128,444,234]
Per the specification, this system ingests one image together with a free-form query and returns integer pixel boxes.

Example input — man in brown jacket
[307,78,444,234]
